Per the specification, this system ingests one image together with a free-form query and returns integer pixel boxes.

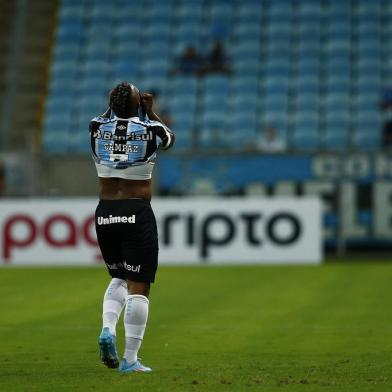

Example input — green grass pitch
[1,262,392,391]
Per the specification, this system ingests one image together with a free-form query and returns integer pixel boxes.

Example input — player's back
[90,111,173,180]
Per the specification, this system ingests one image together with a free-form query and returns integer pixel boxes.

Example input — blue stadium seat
[297,39,321,54]
[356,78,381,97]
[146,23,172,38]
[237,3,263,22]
[234,59,260,76]
[266,22,292,37]
[354,94,380,113]
[58,4,84,19]
[325,110,351,127]
[199,112,227,135]
[354,111,382,129]
[113,23,141,39]
[142,42,171,60]
[357,40,381,57]
[233,23,262,40]
[210,3,233,21]
[50,59,78,80]
[147,5,172,23]
[202,93,228,112]
[170,76,198,94]
[43,130,71,154]
[353,132,381,150]
[138,75,167,92]
[263,79,289,96]
[293,76,320,95]
[269,2,293,21]
[45,95,73,115]
[203,75,230,93]
[56,21,84,41]
[264,95,288,114]
[198,128,225,150]
[357,1,381,17]
[143,57,170,74]
[296,58,320,76]
[327,22,351,40]
[114,42,141,59]
[230,44,260,61]
[78,78,110,97]
[325,76,351,95]
[266,25,292,42]
[229,114,257,137]
[297,20,321,37]
[323,129,350,151]
[177,4,203,23]
[263,110,288,131]
[52,43,80,62]
[325,60,351,77]
[171,95,197,116]
[172,129,193,150]
[44,110,72,131]
[231,75,258,92]
[172,111,195,132]
[294,92,319,109]
[68,129,90,153]
[292,130,320,150]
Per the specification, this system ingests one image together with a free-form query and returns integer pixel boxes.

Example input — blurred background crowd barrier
[0,0,391,261]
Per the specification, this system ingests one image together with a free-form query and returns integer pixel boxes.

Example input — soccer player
[89,82,175,373]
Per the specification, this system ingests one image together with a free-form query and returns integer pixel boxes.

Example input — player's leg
[102,277,127,336]
[120,281,151,373]
[98,276,126,369]
[95,201,125,369]
[118,200,158,373]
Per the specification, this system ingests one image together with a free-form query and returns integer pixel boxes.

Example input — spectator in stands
[256,126,286,153]
[203,40,231,75]
[174,45,202,75]
[150,89,172,128]
[381,88,392,148]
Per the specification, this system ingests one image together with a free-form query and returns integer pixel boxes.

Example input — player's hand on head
[140,92,154,114]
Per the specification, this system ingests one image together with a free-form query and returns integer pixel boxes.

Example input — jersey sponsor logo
[92,130,153,141]
[123,262,141,272]
[117,124,127,130]
[97,215,136,225]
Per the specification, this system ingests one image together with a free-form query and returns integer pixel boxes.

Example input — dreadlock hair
[109,82,137,118]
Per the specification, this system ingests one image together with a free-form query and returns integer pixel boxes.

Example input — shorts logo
[107,263,123,270]
[123,262,141,273]
[97,215,136,225]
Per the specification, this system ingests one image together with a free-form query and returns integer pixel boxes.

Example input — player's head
[109,82,140,118]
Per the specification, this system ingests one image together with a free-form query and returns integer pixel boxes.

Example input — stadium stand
[43,0,387,153]
[1,0,57,150]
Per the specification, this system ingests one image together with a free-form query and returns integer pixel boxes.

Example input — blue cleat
[98,327,119,369]
[119,358,152,373]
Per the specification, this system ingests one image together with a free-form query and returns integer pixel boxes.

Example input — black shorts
[95,199,158,283]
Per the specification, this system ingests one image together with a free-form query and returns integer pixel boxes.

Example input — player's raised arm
[140,92,175,150]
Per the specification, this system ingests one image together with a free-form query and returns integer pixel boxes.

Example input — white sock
[102,278,127,335]
[123,294,149,364]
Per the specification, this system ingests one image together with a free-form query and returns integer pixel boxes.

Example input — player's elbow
[161,132,175,150]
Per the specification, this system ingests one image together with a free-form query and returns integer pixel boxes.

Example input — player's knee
[127,281,150,297]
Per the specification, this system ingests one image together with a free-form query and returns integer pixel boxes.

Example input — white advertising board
[0,198,322,265]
